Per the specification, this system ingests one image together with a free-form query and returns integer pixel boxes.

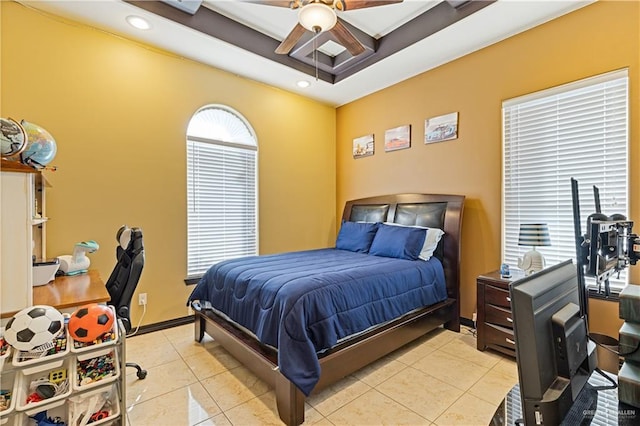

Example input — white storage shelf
[0,318,126,426]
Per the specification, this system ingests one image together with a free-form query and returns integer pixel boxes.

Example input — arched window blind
[503,69,628,292]
[186,106,258,277]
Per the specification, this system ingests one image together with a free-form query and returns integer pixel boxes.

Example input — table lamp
[517,223,551,275]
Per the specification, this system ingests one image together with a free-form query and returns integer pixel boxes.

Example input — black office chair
[105,225,147,379]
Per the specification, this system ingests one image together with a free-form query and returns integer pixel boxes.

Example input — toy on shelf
[76,351,117,388]
[68,304,114,344]
[0,388,12,412]
[58,241,99,276]
[31,410,67,426]
[16,358,72,411]
[69,384,119,426]
[4,306,64,352]
[19,120,57,170]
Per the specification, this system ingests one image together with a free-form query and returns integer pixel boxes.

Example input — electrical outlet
[472,312,477,323]
[138,293,147,306]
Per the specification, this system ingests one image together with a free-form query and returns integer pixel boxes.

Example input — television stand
[490,370,638,425]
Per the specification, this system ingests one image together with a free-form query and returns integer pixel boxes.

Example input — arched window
[186,105,257,277]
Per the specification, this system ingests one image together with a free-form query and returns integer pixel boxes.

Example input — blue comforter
[187,248,447,395]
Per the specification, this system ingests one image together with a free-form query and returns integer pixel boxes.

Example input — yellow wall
[1,2,336,324]
[336,0,639,338]
[2,1,638,338]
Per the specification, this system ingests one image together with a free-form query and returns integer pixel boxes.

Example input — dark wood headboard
[341,193,465,304]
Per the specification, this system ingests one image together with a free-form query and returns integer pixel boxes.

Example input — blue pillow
[368,223,426,260]
[335,221,379,253]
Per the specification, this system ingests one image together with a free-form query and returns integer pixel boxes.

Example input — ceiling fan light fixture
[298,3,337,33]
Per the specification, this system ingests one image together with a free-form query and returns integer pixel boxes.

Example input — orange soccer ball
[68,304,114,342]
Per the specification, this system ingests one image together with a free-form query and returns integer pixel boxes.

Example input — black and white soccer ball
[4,305,64,351]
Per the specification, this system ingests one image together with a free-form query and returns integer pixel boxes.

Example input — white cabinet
[1,160,52,315]
[1,162,36,314]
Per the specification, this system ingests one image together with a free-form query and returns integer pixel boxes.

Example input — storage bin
[0,413,15,425]
[70,307,119,354]
[12,329,70,368]
[15,398,67,426]
[15,358,72,412]
[68,383,120,426]
[0,333,11,372]
[0,370,18,420]
[73,347,119,392]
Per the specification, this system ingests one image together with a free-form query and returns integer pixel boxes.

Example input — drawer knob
[506,296,511,302]
[506,338,515,345]
[506,317,513,323]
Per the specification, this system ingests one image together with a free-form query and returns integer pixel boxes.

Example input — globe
[0,117,28,158]
[20,120,57,169]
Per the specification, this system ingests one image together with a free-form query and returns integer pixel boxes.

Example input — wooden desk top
[33,270,110,310]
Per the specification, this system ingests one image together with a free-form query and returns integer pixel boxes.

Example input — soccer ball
[68,304,114,343]
[4,305,64,351]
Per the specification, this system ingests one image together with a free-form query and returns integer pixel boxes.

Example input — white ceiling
[18,0,594,107]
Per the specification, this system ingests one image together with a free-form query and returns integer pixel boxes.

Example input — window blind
[186,106,257,277]
[503,69,628,291]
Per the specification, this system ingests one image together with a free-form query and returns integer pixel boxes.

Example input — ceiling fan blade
[330,20,365,56]
[238,1,300,8]
[341,0,403,11]
[275,23,307,54]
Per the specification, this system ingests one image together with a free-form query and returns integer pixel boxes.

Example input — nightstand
[476,269,525,358]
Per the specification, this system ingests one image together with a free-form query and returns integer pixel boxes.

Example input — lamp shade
[518,223,551,247]
[298,3,337,33]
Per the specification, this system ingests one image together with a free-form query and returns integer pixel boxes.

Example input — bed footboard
[194,296,457,425]
[194,308,304,425]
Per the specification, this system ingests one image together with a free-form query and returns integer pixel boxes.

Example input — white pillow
[383,222,445,260]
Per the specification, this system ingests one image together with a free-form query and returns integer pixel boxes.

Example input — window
[186,106,258,278]
[503,69,628,292]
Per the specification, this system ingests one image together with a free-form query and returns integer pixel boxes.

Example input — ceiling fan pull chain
[314,31,319,81]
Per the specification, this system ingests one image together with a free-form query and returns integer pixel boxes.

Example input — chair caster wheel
[137,370,148,380]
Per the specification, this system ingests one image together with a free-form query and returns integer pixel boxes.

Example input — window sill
[184,275,202,286]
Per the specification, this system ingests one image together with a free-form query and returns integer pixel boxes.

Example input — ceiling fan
[242,0,404,56]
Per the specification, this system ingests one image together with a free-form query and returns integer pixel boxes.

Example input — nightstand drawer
[484,284,511,309]
[485,304,513,328]
[484,323,516,352]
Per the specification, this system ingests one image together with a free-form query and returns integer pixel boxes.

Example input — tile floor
[124,324,518,426]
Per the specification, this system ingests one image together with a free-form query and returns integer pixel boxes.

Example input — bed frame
[193,193,464,425]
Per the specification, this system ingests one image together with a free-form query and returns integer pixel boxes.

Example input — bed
[188,193,464,425]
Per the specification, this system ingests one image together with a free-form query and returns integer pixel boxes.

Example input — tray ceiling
[17,0,593,106]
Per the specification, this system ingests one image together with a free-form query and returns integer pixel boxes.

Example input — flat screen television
[510,259,597,425]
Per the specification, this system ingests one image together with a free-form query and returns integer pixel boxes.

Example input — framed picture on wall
[353,134,375,158]
[384,125,411,152]
[425,112,458,144]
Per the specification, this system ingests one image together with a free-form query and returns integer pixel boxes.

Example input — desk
[33,270,109,310]
[491,371,638,425]
[1,271,109,318]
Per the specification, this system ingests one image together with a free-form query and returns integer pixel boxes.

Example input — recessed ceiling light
[126,15,151,30]
[297,80,311,88]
